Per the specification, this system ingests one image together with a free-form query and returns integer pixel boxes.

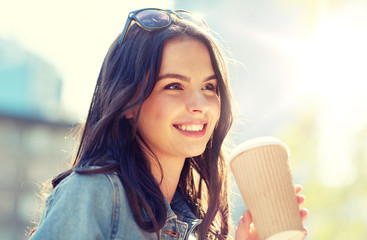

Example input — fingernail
[301,208,309,215]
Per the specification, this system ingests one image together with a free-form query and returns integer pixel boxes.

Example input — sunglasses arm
[118,15,133,46]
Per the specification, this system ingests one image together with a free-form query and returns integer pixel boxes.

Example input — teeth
[177,124,204,132]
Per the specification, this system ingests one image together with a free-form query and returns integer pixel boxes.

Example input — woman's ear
[125,107,137,119]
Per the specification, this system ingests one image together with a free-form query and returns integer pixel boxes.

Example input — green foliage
[276,103,367,239]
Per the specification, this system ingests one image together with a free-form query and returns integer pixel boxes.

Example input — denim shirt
[30,171,202,240]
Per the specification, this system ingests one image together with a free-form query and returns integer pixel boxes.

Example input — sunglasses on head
[118,8,208,46]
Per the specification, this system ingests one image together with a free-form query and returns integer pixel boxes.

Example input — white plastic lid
[229,136,290,164]
[267,230,304,240]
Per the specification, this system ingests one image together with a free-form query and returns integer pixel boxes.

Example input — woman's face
[136,37,221,162]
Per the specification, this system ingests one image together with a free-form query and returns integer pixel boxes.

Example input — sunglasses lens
[136,10,170,28]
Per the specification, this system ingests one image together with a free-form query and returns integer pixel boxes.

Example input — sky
[0,0,173,118]
[292,3,367,186]
[1,0,367,187]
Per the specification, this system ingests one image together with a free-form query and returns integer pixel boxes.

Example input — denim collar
[166,190,202,236]
[169,190,198,221]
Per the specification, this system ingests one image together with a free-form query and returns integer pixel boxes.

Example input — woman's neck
[150,156,186,204]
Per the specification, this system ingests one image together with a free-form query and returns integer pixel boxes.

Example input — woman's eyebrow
[204,75,217,82]
[157,73,189,82]
[157,73,217,82]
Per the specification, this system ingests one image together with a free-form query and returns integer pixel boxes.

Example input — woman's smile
[173,122,208,137]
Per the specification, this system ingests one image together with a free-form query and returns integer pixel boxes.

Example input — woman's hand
[235,184,308,240]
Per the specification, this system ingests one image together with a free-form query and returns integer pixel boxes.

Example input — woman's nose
[186,90,209,113]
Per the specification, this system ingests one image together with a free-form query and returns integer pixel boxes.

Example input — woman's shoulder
[43,171,123,213]
[51,171,119,199]
[58,170,118,190]
[31,171,130,239]
[52,170,132,211]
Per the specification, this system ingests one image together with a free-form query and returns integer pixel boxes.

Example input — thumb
[235,210,252,240]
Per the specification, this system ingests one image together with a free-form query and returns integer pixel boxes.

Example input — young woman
[30,8,307,240]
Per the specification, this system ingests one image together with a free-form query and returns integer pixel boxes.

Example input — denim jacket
[30,171,202,240]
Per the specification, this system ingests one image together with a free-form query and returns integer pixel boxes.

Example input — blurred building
[0,39,74,240]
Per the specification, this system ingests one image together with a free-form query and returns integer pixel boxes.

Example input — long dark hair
[52,18,233,239]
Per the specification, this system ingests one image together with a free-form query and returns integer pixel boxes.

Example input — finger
[302,226,308,240]
[248,222,259,240]
[300,208,309,224]
[295,184,303,194]
[245,210,253,223]
[297,194,305,207]
[297,194,305,204]
[235,211,252,239]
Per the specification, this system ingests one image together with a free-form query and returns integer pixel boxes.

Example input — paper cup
[229,137,304,240]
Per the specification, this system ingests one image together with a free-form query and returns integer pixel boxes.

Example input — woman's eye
[203,83,216,91]
[165,83,183,90]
